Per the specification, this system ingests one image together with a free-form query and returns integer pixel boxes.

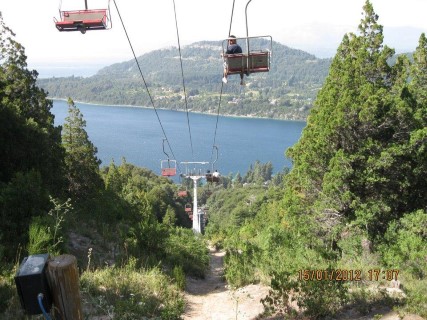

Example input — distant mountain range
[38,40,332,120]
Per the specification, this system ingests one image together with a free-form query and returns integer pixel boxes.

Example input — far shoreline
[50,97,307,123]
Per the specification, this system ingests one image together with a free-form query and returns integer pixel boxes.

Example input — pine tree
[0,14,67,259]
[0,13,65,189]
[104,159,124,193]
[283,0,424,241]
[62,98,102,198]
[407,33,427,212]
[411,33,427,107]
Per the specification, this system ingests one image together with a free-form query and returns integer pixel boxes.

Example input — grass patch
[80,258,184,319]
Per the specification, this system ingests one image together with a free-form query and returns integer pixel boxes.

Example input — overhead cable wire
[210,0,236,164]
[172,0,194,160]
[210,82,224,164]
[112,0,179,170]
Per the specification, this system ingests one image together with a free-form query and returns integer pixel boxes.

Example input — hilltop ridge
[38,40,332,120]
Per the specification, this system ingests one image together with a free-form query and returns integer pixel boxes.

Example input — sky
[2,0,427,77]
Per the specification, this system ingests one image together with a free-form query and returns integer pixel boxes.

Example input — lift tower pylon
[180,162,209,233]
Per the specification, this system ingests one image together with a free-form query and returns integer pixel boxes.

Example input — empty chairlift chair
[54,0,111,33]
[161,160,177,177]
[185,204,192,213]
[160,139,176,177]
[178,190,188,197]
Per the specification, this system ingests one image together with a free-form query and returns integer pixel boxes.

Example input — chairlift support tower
[180,161,209,233]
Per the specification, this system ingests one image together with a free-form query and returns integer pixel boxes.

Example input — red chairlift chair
[161,160,177,177]
[178,190,188,197]
[54,0,111,34]
[160,139,177,177]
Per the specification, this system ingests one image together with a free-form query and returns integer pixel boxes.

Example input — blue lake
[51,100,306,179]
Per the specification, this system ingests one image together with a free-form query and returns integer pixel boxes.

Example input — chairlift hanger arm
[211,145,218,171]
[162,138,170,160]
[245,0,252,53]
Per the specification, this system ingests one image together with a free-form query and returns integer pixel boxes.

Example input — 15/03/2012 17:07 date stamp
[297,269,400,281]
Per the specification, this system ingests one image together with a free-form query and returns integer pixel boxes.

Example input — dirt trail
[183,248,269,320]
[181,248,421,320]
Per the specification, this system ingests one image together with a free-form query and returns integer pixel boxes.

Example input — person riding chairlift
[222,35,245,85]
[212,170,220,179]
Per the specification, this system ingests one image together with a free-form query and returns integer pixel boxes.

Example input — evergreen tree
[0,14,65,259]
[234,172,242,185]
[0,13,65,189]
[163,205,177,228]
[104,159,126,194]
[407,33,427,212]
[283,0,424,242]
[62,98,102,198]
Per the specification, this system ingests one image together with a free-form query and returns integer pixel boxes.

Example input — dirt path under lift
[182,248,269,320]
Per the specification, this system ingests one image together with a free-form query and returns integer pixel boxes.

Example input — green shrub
[172,265,186,290]
[80,260,184,319]
[164,228,209,278]
[381,210,427,278]
[402,276,427,318]
[347,286,399,316]
[0,170,49,260]
[27,197,71,256]
[224,244,258,288]
[27,217,53,255]
[263,267,348,319]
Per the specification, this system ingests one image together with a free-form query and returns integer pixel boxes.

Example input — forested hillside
[37,40,331,120]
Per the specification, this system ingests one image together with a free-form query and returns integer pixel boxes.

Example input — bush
[402,277,427,318]
[164,228,209,278]
[223,242,258,288]
[80,259,184,319]
[27,197,71,256]
[0,170,49,260]
[381,210,427,278]
[263,267,348,319]
[379,210,427,317]
[172,265,186,290]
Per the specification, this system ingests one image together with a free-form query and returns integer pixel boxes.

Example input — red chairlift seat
[54,0,111,34]
[162,168,177,177]
[161,160,177,177]
[55,9,109,33]
[178,190,188,197]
